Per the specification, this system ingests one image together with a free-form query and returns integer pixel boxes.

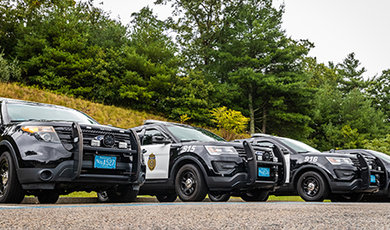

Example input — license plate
[94,155,117,169]
[370,175,376,183]
[258,167,270,177]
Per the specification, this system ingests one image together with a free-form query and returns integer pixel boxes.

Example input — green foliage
[179,114,191,123]
[1,0,389,150]
[211,106,249,133]
[336,52,368,93]
[311,84,388,151]
[368,69,390,122]
[363,135,390,155]
[0,52,21,82]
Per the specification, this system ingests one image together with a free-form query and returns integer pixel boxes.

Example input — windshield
[278,137,321,153]
[166,125,225,142]
[7,103,98,124]
[366,150,390,164]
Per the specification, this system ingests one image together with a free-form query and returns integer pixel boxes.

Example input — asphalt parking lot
[1,199,390,229]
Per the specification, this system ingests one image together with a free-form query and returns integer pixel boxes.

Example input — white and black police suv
[237,134,385,202]
[127,120,288,202]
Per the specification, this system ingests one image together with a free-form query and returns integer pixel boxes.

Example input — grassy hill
[0,82,167,129]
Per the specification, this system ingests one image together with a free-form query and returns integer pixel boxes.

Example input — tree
[310,85,388,151]
[214,0,313,138]
[368,69,390,123]
[336,52,368,93]
[0,52,21,82]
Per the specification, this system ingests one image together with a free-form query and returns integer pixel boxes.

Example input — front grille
[351,158,360,167]
[54,126,73,150]
[81,128,131,149]
[234,146,246,157]
[253,147,274,162]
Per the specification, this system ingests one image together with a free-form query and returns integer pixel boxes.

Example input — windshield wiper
[297,151,309,153]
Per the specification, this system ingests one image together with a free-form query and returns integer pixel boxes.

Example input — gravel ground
[0,202,390,229]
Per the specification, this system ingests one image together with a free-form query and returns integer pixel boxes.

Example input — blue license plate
[370,175,376,183]
[94,155,117,169]
[258,167,270,177]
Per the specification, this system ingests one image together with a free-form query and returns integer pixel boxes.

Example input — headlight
[21,126,61,143]
[326,157,353,165]
[205,146,238,155]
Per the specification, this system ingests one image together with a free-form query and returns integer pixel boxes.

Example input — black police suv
[128,120,287,202]
[334,149,389,201]
[0,98,145,203]
[237,134,383,202]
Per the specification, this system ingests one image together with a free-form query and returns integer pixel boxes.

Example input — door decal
[148,153,156,171]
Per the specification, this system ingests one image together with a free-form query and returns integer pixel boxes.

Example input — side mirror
[152,135,171,144]
[281,148,290,155]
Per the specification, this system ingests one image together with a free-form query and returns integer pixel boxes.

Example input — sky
[95,0,390,78]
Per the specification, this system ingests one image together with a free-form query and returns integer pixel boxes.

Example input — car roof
[0,97,70,110]
[143,120,194,128]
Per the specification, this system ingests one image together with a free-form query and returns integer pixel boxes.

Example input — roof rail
[143,120,168,125]
[251,133,272,138]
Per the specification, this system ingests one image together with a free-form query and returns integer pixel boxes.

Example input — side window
[142,129,165,145]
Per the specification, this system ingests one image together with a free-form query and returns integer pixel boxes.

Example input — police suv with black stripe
[127,120,289,202]
[238,134,384,202]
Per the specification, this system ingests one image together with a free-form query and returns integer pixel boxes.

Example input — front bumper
[16,123,145,190]
[207,141,285,192]
[330,179,379,193]
[330,153,384,194]
[18,159,144,190]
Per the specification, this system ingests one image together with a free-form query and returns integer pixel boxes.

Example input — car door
[256,140,291,184]
[141,128,171,179]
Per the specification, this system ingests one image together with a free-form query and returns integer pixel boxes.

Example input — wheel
[0,151,25,203]
[297,171,329,202]
[37,191,59,204]
[331,193,364,202]
[208,192,230,202]
[97,190,110,203]
[175,164,207,202]
[240,190,269,202]
[107,185,138,203]
[156,193,177,202]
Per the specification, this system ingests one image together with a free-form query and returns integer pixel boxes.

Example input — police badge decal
[148,153,156,171]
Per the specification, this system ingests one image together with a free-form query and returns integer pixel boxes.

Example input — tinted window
[143,129,165,145]
[166,125,225,142]
[278,137,320,153]
[7,103,98,124]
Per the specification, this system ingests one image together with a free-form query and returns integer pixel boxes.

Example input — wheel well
[0,144,18,167]
[0,145,9,155]
[171,158,209,188]
[293,167,330,191]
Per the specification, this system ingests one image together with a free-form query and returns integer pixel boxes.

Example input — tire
[331,193,364,202]
[297,171,329,202]
[0,151,25,203]
[156,193,177,202]
[97,191,110,203]
[37,191,59,204]
[240,190,269,202]
[208,192,231,202]
[107,185,138,203]
[175,164,207,202]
